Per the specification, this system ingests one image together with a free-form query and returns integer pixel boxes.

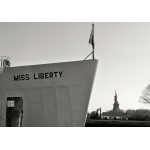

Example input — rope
[84,52,93,60]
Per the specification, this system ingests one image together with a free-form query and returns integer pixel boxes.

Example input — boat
[0,59,98,127]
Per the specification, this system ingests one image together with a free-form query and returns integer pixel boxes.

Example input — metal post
[93,47,95,59]
[92,24,95,59]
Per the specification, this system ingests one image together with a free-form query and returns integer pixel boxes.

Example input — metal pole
[100,107,101,119]
[92,24,95,59]
[93,46,94,59]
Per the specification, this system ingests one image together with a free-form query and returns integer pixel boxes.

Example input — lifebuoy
[3,59,10,67]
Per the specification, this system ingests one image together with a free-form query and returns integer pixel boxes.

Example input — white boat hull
[0,60,98,127]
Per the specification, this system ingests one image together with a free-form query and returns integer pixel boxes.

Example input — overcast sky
[1,22,150,112]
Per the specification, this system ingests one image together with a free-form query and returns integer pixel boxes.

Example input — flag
[89,24,94,49]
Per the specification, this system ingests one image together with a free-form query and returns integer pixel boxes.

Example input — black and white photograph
[1,1,150,150]
[1,22,150,127]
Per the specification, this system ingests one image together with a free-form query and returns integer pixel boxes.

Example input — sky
[1,22,150,113]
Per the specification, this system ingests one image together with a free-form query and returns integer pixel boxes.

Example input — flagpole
[85,23,95,60]
[92,24,95,59]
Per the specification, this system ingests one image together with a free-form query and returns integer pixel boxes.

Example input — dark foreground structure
[85,119,150,127]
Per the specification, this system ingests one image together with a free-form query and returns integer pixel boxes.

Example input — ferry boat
[0,59,98,127]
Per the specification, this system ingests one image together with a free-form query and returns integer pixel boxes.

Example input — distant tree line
[87,109,150,119]
[125,109,150,116]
